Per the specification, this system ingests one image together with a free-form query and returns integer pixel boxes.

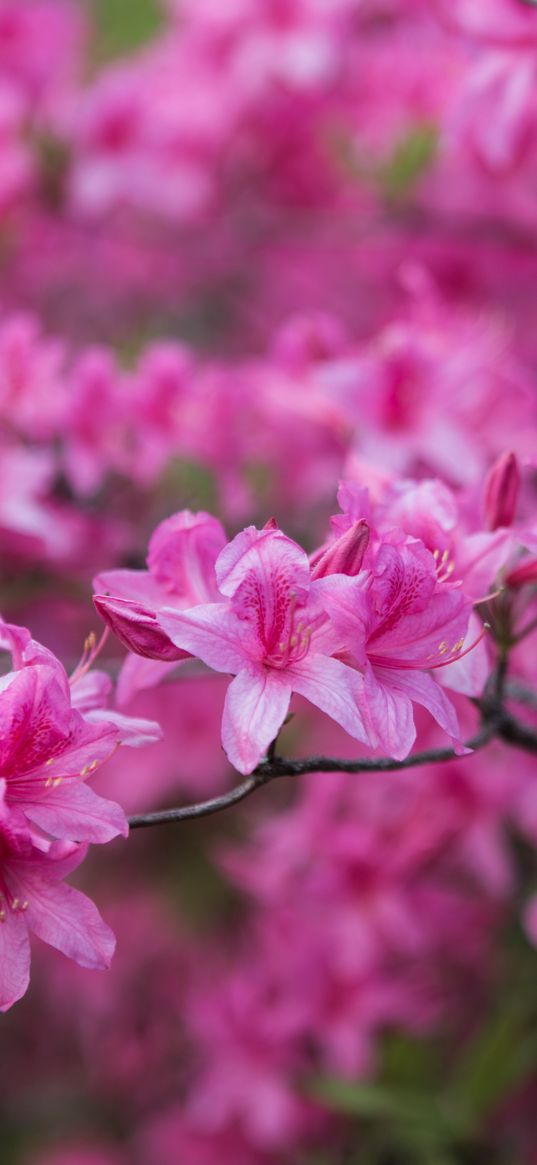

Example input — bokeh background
[2,1,537,1163]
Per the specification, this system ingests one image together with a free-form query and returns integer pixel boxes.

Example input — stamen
[70,627,109,686]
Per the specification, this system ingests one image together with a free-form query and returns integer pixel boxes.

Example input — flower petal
[158,604,249,674]
[374,665,462,751]
[221,668,291,775]
[363,662,416,760]
[289,654,372,746]
[24,780,128,843]
[0,906,30,1012]
[18,869,116,970]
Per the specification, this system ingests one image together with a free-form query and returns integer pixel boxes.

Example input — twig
[128,723,496,830]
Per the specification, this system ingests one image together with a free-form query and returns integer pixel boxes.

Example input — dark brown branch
[128,723,496,830]
[496,713,537,756]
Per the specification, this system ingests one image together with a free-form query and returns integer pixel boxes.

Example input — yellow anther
[21,900,29,911]
[52,777,63,788]
[80,765,90,778]
[437,641,449,655]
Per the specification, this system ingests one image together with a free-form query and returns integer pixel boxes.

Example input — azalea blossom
[157,523,371,774]
[94,509,227,704]
[0,785,115,1011]
[316,537,474,759]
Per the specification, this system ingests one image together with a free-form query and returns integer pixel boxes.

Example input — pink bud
[310,520,370,579]
[94,594,189,661]
[484,451,520,531]
[506,557,537,589]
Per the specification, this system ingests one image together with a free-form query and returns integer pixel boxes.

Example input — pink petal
[216,525,310,602]
[0,666,72,776]
[363,662,415,760]
[158,603,249,674]
[116,654,180,706]
[438,613,490,697]
[221,668,292,774]
[19,871,116,970]
[0,906,30,1011]
[24,781,128,843]
[289,654,372,746]
[70,669,113,713]
[84,707,162,748]
[93,568,166,606]
[374,666,462,750]
[147,510,226,600]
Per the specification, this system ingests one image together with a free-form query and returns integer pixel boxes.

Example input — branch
[128,722,495,830]
[497,712,537,756]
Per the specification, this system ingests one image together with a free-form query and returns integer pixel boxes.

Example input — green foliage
[379,125,438,200]
[90,0,163,63]
[307,941,537,1165]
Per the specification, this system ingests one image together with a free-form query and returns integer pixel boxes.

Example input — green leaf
[449,996,537,1124]
[379,124,437,199]
[91,0,162,63]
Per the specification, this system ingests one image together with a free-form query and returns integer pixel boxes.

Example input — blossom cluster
[0,619,160,1011]
[1,2,537,1164]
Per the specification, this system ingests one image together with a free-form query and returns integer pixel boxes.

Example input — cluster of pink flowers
[1,2,537,1164]
[0,619,160,1011]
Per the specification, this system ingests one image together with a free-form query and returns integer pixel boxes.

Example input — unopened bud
[94,594,188,661]
[506,557,537,589]
[311,520,370,579]
[484,451,520,531]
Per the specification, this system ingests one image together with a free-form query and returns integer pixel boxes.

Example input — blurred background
[1,1,537,1163]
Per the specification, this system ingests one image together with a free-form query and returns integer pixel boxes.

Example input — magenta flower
[0,618,161,844]
[94,509,227,703]
[0,787,115,1011]
[158,524,371,774]
[0,662,128,845]
[320,538,473,759]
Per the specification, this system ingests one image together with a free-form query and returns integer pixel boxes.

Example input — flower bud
[506,557,537,589]
[310,520,370,579]
[94,594,189,661]
[484,451,520,531]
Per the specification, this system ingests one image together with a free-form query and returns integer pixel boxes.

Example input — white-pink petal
[221,667,292,775]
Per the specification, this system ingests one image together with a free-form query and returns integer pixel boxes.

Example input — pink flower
[319,538,472,759]
[0,620,160,844]
[158,523,370,774]
[94,510,225,657]
[94,510,227,703]
[0,661,126,844]
[0,787,115,1012]
[483,450,520,531]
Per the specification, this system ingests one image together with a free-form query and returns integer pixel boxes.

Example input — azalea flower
[317,537,474,759]
[0,787,115,1011]
[94,509,226,704]
[158,523,371,774]
[0,619,161,843]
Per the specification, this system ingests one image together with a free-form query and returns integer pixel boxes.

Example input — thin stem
[128,723,495,831]
[128,771,269,828]
[513,614,537,646]
[497,713,537,756]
